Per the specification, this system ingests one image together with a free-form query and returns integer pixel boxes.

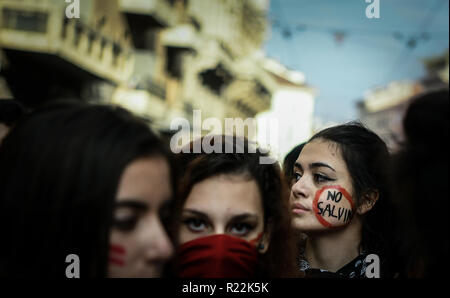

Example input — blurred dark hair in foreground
[0,99,26,126]
[389,88,449,277]
[0,100,173,277]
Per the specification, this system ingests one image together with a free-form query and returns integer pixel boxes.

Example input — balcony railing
[0,0,134,85]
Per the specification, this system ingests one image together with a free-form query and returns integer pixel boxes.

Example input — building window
[2,8,48,33]
[254,81,271,103]
[166,47,184,79]
[199,63,233,96]
[112,43,122,67]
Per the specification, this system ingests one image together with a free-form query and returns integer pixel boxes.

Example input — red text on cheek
[109,244,126,267]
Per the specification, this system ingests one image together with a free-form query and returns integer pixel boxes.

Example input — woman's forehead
[301,140,340,159]
[297,140,346,170]
[184,176,263,215]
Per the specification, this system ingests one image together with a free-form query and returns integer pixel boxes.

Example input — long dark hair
[390,89,449,277]
[0,100,174,278]
[0,99,27,126]
[309,122,395,274]
[283,143,305,184]
[173,135,299,277]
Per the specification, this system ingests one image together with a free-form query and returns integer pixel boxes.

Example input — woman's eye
[293,172,302,182]
[229,223,252,236]
[113,216,138,232]
[185,218,207,232]
[315,174,332,183]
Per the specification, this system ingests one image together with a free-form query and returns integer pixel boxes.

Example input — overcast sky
[264,0,449,123]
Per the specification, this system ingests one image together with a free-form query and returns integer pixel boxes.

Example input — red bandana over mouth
[176,234,260,278]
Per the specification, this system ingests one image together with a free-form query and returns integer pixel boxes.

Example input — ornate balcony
[0,0,134,85]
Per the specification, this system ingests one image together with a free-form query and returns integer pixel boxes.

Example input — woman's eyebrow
[115,200,148,211]
[294,162,303,170]
[229,213,259,222]
[182,209,208,218]
[310,162,336,172]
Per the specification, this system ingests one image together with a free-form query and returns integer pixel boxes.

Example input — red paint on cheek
[109,244,126,267]
[313,185,354,229]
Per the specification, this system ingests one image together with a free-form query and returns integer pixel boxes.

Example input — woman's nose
[291,177,311,199]
[212,225,226,235]
[142,216,174,262]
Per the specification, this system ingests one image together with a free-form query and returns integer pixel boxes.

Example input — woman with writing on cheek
[290,122,397,278]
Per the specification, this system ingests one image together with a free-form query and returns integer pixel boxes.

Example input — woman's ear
[356,190,379,215]
[258,223,272,254]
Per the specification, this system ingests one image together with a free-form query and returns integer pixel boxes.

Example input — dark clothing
[299,253,372,278]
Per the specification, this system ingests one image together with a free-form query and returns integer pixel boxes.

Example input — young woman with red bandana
[171,136,299,278]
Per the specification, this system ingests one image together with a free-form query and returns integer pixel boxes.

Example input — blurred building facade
[423,50,449,87]
[114,0,275,136]
[357,50,449,152]
[357,80,424,152]
[0,0,134,106]
[256,58,316,160]
[1,0,315,145]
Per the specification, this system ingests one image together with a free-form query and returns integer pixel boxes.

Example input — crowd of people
[0,88,447,278]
